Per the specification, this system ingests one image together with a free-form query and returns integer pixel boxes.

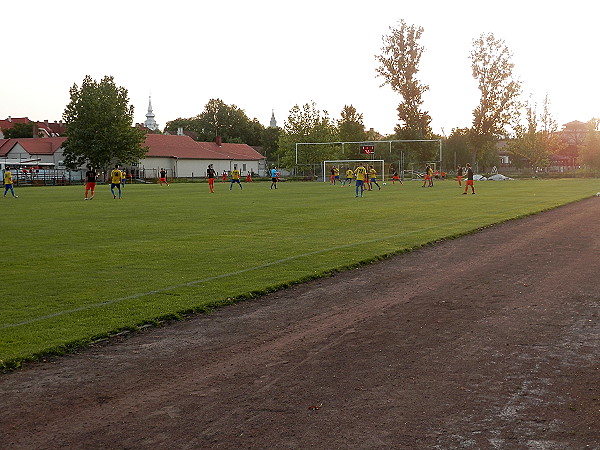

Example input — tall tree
[375,19,432,143]
[62,75,147,169]
[277,102,339,171]
[470,33,522,166]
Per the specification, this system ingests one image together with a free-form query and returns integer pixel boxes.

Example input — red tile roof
[18,137,66,155]
[1,117,66,137]
[1,135,264,161]
[0,139,15,156]
[0,117,31,130]
[0,137,67,157]
[144,134,264,160]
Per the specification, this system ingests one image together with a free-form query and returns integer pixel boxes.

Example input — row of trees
[56,18,599,174]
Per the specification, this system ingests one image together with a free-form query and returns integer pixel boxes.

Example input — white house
[0,137,67,167]
[137,134,266,178]
[2,134,267,178]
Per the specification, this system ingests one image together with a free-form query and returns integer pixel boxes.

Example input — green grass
[1,178,598,369]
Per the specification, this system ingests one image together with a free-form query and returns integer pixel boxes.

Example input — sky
[2,0,598,137]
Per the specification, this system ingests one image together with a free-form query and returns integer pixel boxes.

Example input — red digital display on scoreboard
[361,145,375,154]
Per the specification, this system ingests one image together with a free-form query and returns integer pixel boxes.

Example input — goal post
[296,139,442,180]
[323,160,386,183]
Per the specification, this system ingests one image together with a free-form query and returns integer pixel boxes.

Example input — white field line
[1,215,494,330]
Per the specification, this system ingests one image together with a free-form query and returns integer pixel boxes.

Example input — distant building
[138,134,267,178]
[0,137,67,167]
[269,110,277,128]
[1,134,267,177]
[0,116,65,139]
[144,96,159,131]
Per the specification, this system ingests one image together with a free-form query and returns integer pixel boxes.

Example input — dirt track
[1,197,600,449]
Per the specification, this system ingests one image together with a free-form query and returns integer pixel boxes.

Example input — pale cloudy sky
[2,0,598,136]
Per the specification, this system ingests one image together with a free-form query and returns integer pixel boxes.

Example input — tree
[337,105,370,160]
[469,33,522,167]
[2,122,34,138]
[375,19,432,143]
[277,102,339,172]
[445,128,474,170]
[62,75,147,169]
[507,95,564,172]
[164,99,264,146]
[260,125,281,164]
[578,119,600,172]
[337,105,367,144]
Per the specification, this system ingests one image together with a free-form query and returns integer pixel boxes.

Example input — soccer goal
[323,160,386,183]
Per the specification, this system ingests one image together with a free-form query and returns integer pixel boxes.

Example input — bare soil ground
[2,197,600,449]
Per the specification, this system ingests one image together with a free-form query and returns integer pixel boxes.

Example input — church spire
[269,109,277,128]
[144,95,159,131]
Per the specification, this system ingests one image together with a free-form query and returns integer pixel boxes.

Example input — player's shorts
[334,175,340,180]
[457,176,463,182]
[370,178,377,182]
[231,179,241,183]
[355,180,364,187]
[466,180,474,186]
[111,183,121,189]
[271,177,277,183]
[160,177,167,182]
[424,175,431,180]
[85,182,96,190]
[392,176,399,180]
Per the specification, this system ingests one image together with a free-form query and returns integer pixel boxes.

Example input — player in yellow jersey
[343,167,354,186]
[229,168,242,190]
[3,168,18,198]
[110,164,123,199]
[368,165,381,190]
[354,164,367,197]
[332,166,340,185]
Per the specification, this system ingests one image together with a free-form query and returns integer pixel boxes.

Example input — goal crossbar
[296,139,442,165]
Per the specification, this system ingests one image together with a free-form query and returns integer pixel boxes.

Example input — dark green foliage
[2,122,34,138]
[164,99,265,146]
[61,75,147,169]
[261,125,281,163]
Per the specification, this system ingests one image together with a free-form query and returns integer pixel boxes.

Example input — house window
[243,164,247,172]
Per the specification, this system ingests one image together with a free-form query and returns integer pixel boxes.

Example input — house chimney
[177,127,184,136]
[7,116,11,122]
[215,136,222,146]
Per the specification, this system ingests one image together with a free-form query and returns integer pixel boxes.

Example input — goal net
[323,160,386,183]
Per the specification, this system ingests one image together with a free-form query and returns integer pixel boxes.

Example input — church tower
[144,96,159,131]
[269,109,277,128]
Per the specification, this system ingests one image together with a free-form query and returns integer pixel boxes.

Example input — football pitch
[1,178,597,369]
